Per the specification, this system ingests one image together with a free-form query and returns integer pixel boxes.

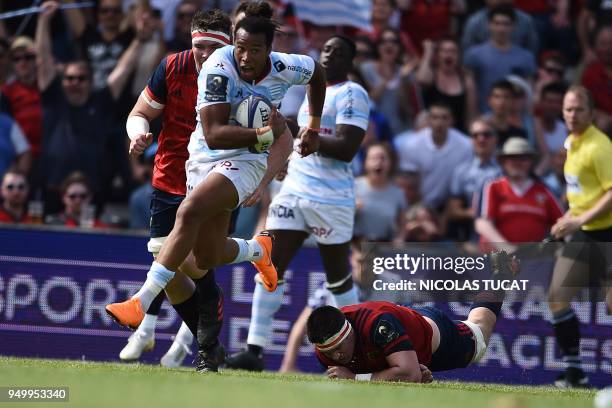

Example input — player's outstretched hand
[129,133,153,157]
[269,108,287,140]
[40,1,59,19]
[296,127,320,157]
[419,364,433,383]
[326,366,355,380]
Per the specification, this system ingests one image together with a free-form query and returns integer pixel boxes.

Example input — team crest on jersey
[373,319,399,347]
[205,74,228,102]
[273,60,286,72]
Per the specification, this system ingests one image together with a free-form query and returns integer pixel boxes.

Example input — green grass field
[0,357,596,408]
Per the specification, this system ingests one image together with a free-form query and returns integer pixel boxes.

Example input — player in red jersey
[306,252,518,382]
[117,10,233,370]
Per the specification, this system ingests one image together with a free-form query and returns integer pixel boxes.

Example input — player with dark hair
[548,85,612,388]
[306,252,518,382]
[226,35,370,371]
[107,13,326,372]
[114,9,233,368]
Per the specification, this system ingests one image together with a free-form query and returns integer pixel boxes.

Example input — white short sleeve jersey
[280,80,370,207]
[188,45,315,163]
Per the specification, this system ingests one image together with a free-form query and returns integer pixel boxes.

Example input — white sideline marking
[0,255,149,271]
[0,323,175,340]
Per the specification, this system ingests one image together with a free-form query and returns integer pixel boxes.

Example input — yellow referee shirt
[564,125,612,230]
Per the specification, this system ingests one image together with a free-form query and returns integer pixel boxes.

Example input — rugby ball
[235,94,273,128]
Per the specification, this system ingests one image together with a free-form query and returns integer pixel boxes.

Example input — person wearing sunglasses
[0,170,32,224]
[0,36,43,162]
[46,171,106,228]
[447,118,501,243]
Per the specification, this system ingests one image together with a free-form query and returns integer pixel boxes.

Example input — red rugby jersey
[144,50,198,196]
[1,79,42,157]
[478,177,563,243]
[315,301,433,374]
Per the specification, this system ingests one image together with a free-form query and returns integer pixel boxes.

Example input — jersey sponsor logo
[287,65,312,77]
[270,205,295,219]
[310,226,333,238]
[215,62,225,70]
[214,161,239,171]
[565,173,581,194]
[344,87,354,119]
[273,60,286,72]
[205,74,229,102]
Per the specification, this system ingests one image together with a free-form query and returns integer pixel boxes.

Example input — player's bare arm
[202,103,286,149]
[552,189,612,239]
[317,124,366,162]
[297,61,326,157]
[126,96,163,156]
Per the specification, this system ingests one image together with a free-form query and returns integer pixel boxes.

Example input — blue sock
[246,281,285,348]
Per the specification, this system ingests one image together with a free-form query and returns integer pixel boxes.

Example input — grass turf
[0,357,596,408]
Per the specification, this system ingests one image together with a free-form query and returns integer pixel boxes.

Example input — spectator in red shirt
[0,37,43,158]
[45,171,106,228]
[398,0,465,55]
[581,25,612,134]
[475,137,563,251]
[0,169,32,224]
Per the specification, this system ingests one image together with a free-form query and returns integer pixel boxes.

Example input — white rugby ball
[235,94,273,128]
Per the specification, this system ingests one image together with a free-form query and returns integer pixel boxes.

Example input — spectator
[416,37,478,132]
[46,172,107,228]
[396,102,473,210]
[461,0,539,54]
[541,148,568,208]
[63,0,134,91]
[506,74,536,144]
[166,1,197,52]
[395,171,422,208]
[581,25,612,134]
[447,118,501,241]
[463,4,537,111]
[403,204,443,242]
[577,0,612,65]
[0,38,9,86]
[534,51,567,102]
[353,36,376,67]
[0,113,30,177]
[354,143,407,242]
[360,28,421,135]
[35,2,135,212]
[486,79,528,146]
[534,82,567,175]
[0,170,32,224]
[398,0,465,55]
[129,143,156,230]
[1,37,42,159]
[475,137,563,251]
[367,0,398,42]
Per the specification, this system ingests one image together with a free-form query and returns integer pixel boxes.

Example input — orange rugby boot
[251,231,278,292]
[105,298,145,330]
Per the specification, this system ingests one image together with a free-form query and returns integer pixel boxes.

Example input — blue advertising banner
[0,226,610,387]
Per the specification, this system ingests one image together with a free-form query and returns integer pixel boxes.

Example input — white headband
[191,30,230,46]
[315,320,352,351]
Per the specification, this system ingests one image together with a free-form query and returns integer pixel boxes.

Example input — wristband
[256,126,274,144]
[355,373,372,381]
[308,116,321,129]
[126,115,150,141]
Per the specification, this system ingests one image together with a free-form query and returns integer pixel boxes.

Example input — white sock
[246,281,285,348]
[133,262,175,311]
[230,238,263,263]
[175,322,193,346]
[138,314,157,338]
[333,286,359,307]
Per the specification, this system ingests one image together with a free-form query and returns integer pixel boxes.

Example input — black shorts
[560,226,612,287]
[149,188,240,238]
[413,306,476,372]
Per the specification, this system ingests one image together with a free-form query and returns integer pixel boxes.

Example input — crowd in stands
[0,0,611,249]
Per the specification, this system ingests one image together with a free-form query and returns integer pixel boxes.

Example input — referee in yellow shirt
[548,85,612,388]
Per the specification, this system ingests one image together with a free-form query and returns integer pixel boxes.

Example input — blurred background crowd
[0,0,610,248]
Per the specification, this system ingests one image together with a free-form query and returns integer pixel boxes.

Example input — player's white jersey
[280,80,370,207]
[188,45,315,163]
